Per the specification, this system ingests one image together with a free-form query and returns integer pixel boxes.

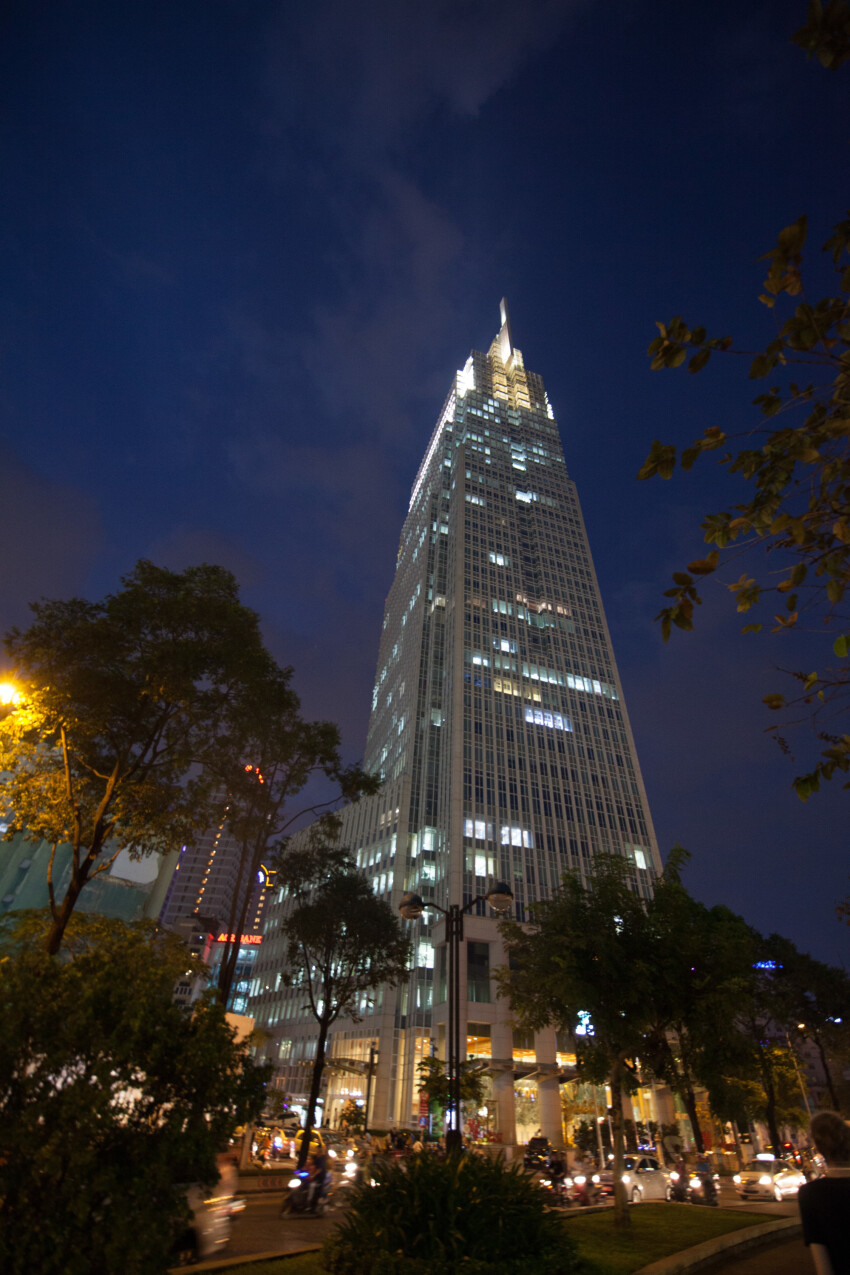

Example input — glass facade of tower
[249,305,661,1143]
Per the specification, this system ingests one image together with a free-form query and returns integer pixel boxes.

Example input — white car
[597,1155,670,1203]
[733,1154,806,1201]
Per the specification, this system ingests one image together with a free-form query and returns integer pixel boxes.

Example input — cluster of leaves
[323,1150,590,1275]
[640,211,850,798]
[498,855,657,1226]
[792,0,850,68]
[416,1055,487,1115]
[498,853,850,1198]
[0,913,269,1275]
[0,560,378,959]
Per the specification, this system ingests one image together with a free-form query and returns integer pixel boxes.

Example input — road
[228,1190,337,1259]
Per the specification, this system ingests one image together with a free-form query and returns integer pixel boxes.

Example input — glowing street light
[0,681,22,706]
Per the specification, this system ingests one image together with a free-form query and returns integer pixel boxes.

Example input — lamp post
[363,1041,377,1135]
[786,1028,813,1119]
[399,882,513,1154]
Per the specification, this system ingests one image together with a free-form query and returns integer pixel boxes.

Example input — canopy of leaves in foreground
[323,1151,591,1275]
[0,914,269,1275]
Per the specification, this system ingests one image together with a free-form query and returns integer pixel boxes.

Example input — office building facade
[249,303,662,1143]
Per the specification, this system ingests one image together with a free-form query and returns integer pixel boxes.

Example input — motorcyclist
[669,1156,688,1201]
[306,1150,330,1214]
[694,1151,718,1205]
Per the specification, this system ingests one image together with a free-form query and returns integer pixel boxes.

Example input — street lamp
[399,882,513,1154]
[0,681,22,706]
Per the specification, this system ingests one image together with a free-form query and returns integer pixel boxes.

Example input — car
[290,1128,327,1158]
[733,1154,806,1201]
[596,1155,670,1203]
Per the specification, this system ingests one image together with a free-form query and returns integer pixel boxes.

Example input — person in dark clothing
[798,1111,850,1275]
[306,1150,330,1214]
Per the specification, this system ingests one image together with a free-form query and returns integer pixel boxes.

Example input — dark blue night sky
[1,0,846,963]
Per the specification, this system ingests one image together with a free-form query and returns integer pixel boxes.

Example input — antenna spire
[498,297,514,365]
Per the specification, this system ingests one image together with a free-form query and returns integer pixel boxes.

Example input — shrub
[323,1151,591,1275]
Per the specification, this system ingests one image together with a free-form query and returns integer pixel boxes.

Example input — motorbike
[667,1169,688,1202]
[280,1167,332,1217]
[333,1145,367,1193]
[570,1173,603,1207]
[687,1172,719,1206]
[537,1170,573,1208]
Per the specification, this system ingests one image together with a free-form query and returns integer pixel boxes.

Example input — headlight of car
[759,1175,772,1186]
[622,1174,630,1185]
[591,1174,600,1184]
[733,1174,741,1184]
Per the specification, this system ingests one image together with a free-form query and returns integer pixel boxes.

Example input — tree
[416,1055,487,1130]
[498,856,655,1227]
[0,913,269,1275]
[0,561,270,954]
[275,846,411,1168]
[640,851,758,1151]
[638,19,849,798]
[205,667,380,1006]
[756,934,850,1114]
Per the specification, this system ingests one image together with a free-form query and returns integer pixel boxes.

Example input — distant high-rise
[250,303,662,1145]
[159,811,269,941]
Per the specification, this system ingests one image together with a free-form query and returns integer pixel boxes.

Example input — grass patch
[562,1203,771,1274]
[208,1205,775,1275]
[211,1255,324,1275]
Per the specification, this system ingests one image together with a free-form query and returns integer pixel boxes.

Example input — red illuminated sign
[216,932,262,946]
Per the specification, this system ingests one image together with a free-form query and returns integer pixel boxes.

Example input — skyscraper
[249,303,662,1145]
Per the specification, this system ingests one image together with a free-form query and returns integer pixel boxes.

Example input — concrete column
[653,1084,677,1126]
[534,1026,563,1147]
[367,1012,394,1131]
[538,1072,563,1147]
[490,1018,516,1154]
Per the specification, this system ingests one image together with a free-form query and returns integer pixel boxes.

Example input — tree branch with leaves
[641,208,850,799]
[0,561,272,955]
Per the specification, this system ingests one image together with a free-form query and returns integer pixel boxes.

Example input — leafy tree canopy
[0,913,269,1275]
[416,1055,487,1115]
[498,855,655,1225]
[275,845,411,1164]
[0,560,271,952]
